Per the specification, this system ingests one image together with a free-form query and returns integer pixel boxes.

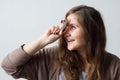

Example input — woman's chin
[67,46,75,51]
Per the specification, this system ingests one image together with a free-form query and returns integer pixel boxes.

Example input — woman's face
[64,13,86,52]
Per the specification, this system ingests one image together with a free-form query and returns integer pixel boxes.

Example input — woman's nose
[64,28,71,38]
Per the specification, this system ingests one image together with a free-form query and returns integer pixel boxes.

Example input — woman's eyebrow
[69,23,78,27]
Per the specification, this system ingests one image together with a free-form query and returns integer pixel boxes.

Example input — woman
[2,5,120,80]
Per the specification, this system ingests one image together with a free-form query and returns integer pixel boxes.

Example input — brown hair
[58,5,106,80]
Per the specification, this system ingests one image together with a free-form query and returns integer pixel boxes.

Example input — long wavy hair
[57,5,106,80]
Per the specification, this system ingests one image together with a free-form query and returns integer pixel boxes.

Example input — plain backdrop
[0,0,120,80]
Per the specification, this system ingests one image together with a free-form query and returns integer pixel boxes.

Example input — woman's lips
[66,39,75,42]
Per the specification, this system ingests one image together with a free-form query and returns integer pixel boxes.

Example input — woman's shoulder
[104,52,120,79]
[104,52,120,72]
[42,45,58,54]
[105,52,120,62]
[36,45,59,58]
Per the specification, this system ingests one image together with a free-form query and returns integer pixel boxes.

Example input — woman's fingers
[51,26,61,35]
[44,26,63,44]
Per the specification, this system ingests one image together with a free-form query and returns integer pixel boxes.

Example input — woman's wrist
[23,36,49,55]
[38,35,49,47]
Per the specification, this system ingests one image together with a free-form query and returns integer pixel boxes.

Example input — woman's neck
[77,49,90,72]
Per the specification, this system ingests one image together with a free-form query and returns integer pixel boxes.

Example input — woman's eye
[70,26,76,29]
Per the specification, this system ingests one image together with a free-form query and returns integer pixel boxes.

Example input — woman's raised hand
[43,26,63,44]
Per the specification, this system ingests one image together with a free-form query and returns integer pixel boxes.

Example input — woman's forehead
[66,14,79,25]
[67,14,78,21]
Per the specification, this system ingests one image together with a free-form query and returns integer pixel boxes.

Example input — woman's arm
[23,26,62,55]
[1,26,62,79]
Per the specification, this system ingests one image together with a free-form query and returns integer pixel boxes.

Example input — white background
[0,0,120,80]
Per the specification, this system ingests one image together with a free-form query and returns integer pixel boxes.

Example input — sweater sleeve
[1,45,32,75]
[1,45,57,79]
[112,56,120,80]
